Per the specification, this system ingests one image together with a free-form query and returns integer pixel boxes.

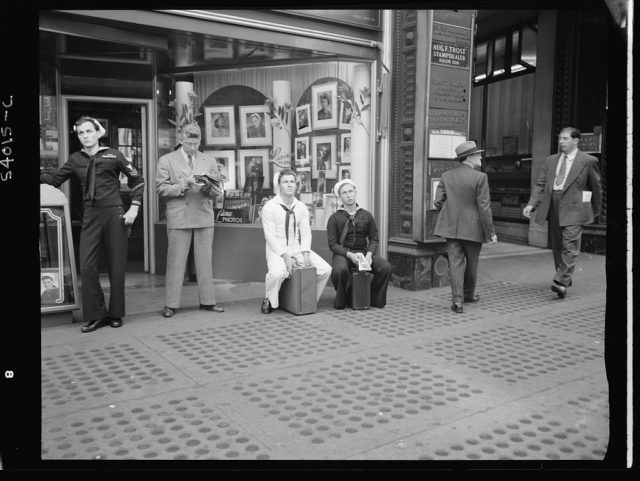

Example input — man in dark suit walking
[434,140,497,313]
[523,127,602,298]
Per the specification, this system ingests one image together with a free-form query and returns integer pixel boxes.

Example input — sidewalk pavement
[41,244,610,462]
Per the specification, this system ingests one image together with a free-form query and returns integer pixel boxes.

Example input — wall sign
[578,132,602,153]
[428,128,467,159]
[281,9,382,30]
[431,22,471,68]
[429,65,469,109]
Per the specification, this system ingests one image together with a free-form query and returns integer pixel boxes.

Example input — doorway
[65,99,150,273]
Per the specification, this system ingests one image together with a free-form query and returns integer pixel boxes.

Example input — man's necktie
[280,204,296,245]
[555,154,567,188]
[84,155,96,201]
[187,154,193,170]
[339,213,356,247]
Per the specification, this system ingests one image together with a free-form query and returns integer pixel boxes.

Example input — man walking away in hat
[434,140,497,313]
[327,179,393,309]
[522,127,602,298]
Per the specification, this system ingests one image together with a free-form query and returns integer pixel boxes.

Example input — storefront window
[40,31,59,175]
[156,38,372,230]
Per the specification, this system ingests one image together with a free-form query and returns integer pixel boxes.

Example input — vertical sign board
[422,10,475,241]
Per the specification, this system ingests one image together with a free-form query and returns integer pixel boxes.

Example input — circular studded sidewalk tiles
[414,325,602,383]
[414,413,608,460]
[231,353,483,445]
[42,395,272,460]
[154,318,360,375]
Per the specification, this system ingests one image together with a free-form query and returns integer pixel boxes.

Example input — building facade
[37,7,624,292]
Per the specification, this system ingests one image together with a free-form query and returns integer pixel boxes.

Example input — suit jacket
[528,150,602,227]
[155,150,221,229]
[433,163,495,243]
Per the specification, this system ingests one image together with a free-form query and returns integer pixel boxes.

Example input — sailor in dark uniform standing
[40,117,144,332]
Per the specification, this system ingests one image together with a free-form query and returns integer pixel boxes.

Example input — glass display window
[156,36,373,230]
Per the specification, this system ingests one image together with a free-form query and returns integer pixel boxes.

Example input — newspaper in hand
[193,174,225,196]
[356,252,372,271]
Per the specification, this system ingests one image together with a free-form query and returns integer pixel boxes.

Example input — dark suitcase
[351,270,372,310]
[279,265,317,315]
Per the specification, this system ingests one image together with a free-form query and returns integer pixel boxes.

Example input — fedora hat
[454,140,484,161]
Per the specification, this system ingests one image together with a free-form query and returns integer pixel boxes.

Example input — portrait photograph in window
[239,149,270,189]
[296,104,312,135]
[338,98,354,130]
[311,135,337,180]
[312,82,338,130]
[340,133,352,165]
[296,171,312,194]
[204,106,235,146]
[338,165,351,181]
[239,106,272,147]
[294,136,310,168]
[211,150,236,190]
[41,268,63,306]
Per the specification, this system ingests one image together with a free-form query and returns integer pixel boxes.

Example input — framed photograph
[312,82,338,130]
[239,105,272,147]
[204,106,235,146]
[339,99,354,129]
[238,149,270,189]
[203,38,234,60]
[311,135,337,180]
[211,150,236,190]
[296,104,312,135]
[338,165,351,181]
[340,133,352,165]
[296,171,312,194]
[294,136,310,167]
[41,268,64,305]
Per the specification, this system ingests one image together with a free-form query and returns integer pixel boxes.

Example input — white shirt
[553,149,577,190]
[261,195,312,256]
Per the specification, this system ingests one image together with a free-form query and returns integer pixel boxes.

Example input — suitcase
[351,269,372,310]
[279,265,317,315]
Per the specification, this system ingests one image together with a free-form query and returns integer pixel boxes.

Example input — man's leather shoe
[109,317,123,328]
[260,298,273,314]
[162,306,175,317]
[451,302,463,313]
[551,284,567,298]
[464,295,480,303]
[200,304,224,312]
[81,318,110,333]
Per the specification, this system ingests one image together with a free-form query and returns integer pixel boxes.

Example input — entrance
[65,99,149,273]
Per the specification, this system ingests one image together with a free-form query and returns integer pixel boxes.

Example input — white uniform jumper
[261,194,331,308]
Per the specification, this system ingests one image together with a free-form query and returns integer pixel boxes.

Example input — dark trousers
[331,253,392,309]
[549,191,583,287]
[79,205,129,321]
[446,238,482,304]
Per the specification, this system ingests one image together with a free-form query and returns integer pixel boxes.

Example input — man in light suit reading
[156,123,225,317]
[523,127,602,298]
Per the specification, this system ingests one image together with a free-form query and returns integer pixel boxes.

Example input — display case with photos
[40,185,80,313]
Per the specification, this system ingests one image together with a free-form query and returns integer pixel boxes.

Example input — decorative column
[351,64,372,211]
[270,80,293,177]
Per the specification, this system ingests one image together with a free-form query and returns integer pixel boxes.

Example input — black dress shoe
[81,318,110,333]
[551,284,567,298]
[109,317,123,328]
[451,302,463,313]
[200,304,224,313]
[260,297,273,314]
[162,306,175,317]
[464,295,480,303]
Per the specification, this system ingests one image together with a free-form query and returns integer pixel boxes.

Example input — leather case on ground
[351,270,372,310]
[279,265,317,315]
